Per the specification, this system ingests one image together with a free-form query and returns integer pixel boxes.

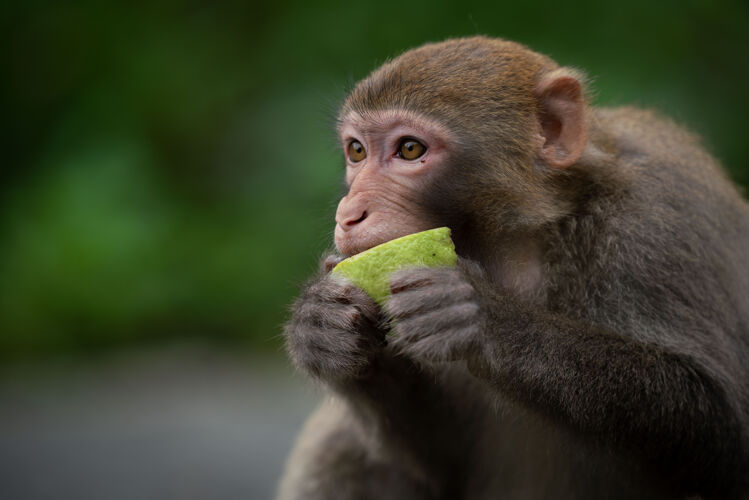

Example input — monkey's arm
[386,263,747,496]
[474,305,744,494]
[284,257,476,482]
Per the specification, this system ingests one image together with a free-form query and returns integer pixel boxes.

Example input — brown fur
[279,36,749,499]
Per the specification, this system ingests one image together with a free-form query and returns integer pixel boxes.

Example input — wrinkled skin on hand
[286,255,489,383]
[283,255,387,383]
[386,259,488,364]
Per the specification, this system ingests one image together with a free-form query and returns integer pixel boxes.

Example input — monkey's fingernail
[390,276,433,294]
[323,255,344,273]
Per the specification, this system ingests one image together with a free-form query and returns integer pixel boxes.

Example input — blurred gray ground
[0,345,319,500]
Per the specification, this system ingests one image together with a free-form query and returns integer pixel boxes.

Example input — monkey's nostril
[346,211,367,227]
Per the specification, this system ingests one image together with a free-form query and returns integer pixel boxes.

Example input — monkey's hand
[284,255,387,384]
[386,259,486,364]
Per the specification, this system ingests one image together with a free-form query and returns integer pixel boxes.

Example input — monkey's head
[334,36,589,257]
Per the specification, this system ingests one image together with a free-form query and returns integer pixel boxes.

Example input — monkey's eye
[348,141,366,162]
[398,139,426,161]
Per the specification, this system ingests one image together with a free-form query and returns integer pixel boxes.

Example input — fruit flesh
[332,227,457,305]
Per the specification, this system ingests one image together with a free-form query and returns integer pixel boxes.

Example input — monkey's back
[593,107,749,325]
[573,106,749,423]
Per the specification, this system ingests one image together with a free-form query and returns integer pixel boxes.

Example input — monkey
[277,36,749,500]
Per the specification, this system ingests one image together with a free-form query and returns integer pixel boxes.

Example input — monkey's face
[334,109,454,256]
[334,38,589,256]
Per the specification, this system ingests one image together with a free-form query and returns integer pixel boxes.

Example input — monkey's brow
[338,110,452,143]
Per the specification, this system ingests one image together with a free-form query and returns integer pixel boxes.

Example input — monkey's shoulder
[594,106,700,146]
[590,106,746,212]
[593,106,715,171]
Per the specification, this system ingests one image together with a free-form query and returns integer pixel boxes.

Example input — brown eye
[348,141,366,162]
[399,139,426,160]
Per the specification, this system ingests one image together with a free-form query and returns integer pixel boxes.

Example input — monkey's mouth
[334,215,435,257]
[334,229,376,257]
[334,218,392,257]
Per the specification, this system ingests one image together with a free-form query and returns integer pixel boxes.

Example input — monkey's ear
[535,69,587,169]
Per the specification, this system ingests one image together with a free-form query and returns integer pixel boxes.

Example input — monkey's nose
[337,210,367,231]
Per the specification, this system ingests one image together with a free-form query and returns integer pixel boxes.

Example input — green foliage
[1,0,747,358]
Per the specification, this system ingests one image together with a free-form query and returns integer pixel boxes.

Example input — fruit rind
[332,227,457,304]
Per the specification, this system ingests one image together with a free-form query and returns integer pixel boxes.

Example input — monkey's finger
[400,324,481,363]
[285,324,378,379]
[306,277,381,322]
[386,281,476,318]
[390,301,480,343]
[306,277,354,303]
[456,258,487,282]
[389,266,461,294]
[321,254,344,273]
[287,313,384,357]
[295,301,368,332]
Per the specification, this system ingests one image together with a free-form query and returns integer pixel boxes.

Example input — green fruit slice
[332,227,457,305]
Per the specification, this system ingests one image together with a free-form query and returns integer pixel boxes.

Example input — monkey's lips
[334,224,388,256]
[334,218,433,257]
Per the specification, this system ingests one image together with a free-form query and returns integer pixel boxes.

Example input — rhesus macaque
[278,37,749,499]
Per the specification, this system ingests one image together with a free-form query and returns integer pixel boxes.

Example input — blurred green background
[2,0,748,360]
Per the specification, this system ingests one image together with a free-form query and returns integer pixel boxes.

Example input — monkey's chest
[459,399,666,500]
